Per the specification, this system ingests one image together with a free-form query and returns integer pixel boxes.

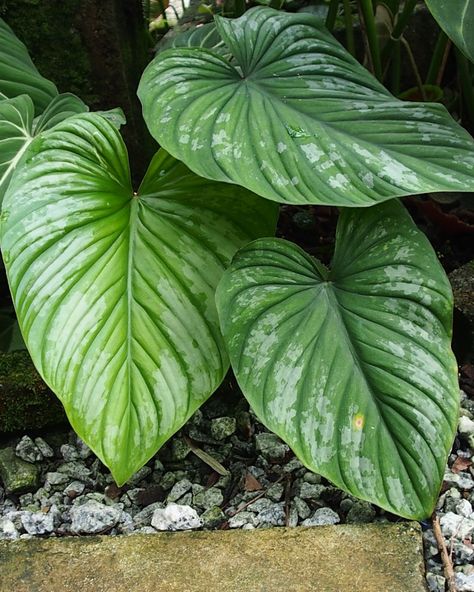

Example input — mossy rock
[0,351,67,434]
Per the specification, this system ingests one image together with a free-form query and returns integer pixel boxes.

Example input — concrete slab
[0,523,427,592]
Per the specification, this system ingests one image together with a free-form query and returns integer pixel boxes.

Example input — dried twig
[432,512,457,592]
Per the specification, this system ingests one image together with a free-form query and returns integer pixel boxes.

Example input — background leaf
[0,18,57,114]
[139,6,474,206]
[1,113,278,484]
[426,0,474,63]
[216,200,459,519]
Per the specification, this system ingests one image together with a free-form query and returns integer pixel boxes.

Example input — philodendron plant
[1,7,474,519]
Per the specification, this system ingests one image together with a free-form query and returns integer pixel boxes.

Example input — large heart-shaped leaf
[0,93,87,205]
[138,6,474,207]
[426,0,474,63]
[1,113,278,484]
[0,18,57,114]
[216,200,459,519]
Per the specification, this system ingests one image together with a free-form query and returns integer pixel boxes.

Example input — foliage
[0,5,473,517]
[425,0,474,64]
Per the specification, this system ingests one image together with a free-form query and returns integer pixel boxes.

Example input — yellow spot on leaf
[353,413,364,430]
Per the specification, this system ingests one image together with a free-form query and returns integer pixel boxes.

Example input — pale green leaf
[138,6,474,206]
[0,18,57,114]
[216,200,459,519]
[1,113,278,484]
[426,0,474,63]
[0,93,87,205]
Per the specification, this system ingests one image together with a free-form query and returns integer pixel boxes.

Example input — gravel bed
[1,370,474,592]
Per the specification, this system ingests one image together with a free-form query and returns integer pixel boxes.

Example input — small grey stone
[133,502,165,527]
[266,483,284,502]
[176,493,192,505]
[153,459,164,473]
[255,433,289,461]
[127,466,152,486]
[248,498,272,513]
[34,437,54,459]
[459,416,474,438]
[57,462,92,483]
[210,417,237,440]
[117,511,134,534]
[193,487,223,510]
[19,493,34,507]
[346,501,376,524]
[303,472,321,485]
[283,458,304,473]
[302,507,340,526]
[257,503,286,527]
[159,472,176,491]
[293,497,311,520]
[456,573,474,592]
[444,469,474,491]
[426,573,446,592]
[127,488,146,504]
[0,447,39,494]
[60,444,79,462]
[457,499,473,518]
[70,500,121,534]
[228,511,258,529]
[167,479,193,503]
[0,517,19,540]
[201,506,225,529]
[339,498,354,513]
[299,482,326,500]
[21,506,60,535]
[453,541,474,564]
[440,511,474,539]
[287,505,299,527]
[15,436,43,463]
[443,487,462,512]
[151,503,202,531]
[75,438,92,460]
[46,472,70,487]
[63,481,85,498]
[170,437,191,461]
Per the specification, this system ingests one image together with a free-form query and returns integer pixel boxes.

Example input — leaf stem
[358,0,382,80]
[401,36,426,101]
[325,0,340,32]
[381,0,417,65]
[425,31,449,86]
[389,40,401,96]
[455,47,474,127]
[343,0,355,57]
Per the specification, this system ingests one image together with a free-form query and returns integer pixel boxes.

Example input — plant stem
[426,31,449,86]
[455,47,474,126]
[343,0,355,56]
[381,0,417,74]
[389,40,401,96]
[325,0,340,32]
[358,0,382,80]
[401,36,426,101]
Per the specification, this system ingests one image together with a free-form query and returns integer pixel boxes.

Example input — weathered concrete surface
[0,523,426,592]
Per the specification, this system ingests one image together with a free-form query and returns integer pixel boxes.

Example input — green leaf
[0,93,87,205]
[95,107,127,129]
[425,0,474,63]
[138,6,474,206]
[0,18,57,114]
[157,23,227,55]
[216,200,459,519]
[1,113,278,484]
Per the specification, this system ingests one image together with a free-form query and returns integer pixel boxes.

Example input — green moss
[0,351,67,434]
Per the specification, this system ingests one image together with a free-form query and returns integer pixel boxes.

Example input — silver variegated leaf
[1,113,278,484]
[216,200,459,519]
